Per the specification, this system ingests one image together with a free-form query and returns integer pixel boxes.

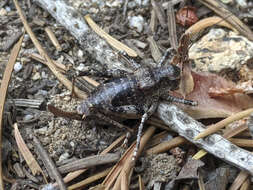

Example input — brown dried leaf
[179,61,194,97]
[209,80,253,97]
[14,123,43,176]
[176,157,204,180]
[173,72,253,119]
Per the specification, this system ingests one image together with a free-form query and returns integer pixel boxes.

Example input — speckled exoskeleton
[77,50,196,161]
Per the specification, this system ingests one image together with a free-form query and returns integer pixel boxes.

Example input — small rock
[77,49,84,58]
[32,72,41,81]
[41,71,48,79]
[0,8,7,16]
[14,62,23,72]
[58,152,70,162]
[76,63,86,71]
[35,126,48,135]
[106,0,123,7]
[5,6,11,12]
[128,15,144,33]
[189,28,253,74]
[23,114,34,121]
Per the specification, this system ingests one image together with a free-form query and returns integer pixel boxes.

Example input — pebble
[77,49,84,58]
[23,114,34,121]
[76,63,85,71]
[189,28,253,73]
[128,15,144,33]
[5,6,11,12]
[14,62,23,72]
[0,8,7,16]
[58,152,70,162]
[32,72,41,80]
[35,126,48,135]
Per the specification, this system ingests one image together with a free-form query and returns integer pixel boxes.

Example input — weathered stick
[34,0,133,74]
[157,102,253,175]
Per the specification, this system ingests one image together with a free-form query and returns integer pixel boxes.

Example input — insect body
[77,38,197,161]
[77,65,181,118]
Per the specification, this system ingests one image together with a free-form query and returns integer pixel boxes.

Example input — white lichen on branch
[34,0,133,74]
[158,103,253,175]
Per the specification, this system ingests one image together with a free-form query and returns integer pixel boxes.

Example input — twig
[68,168,111,190]
[185,16,238,37]
[194,108,253,140]
[57,153,120,174]
[229,171,248,190]
[157,103,253,175]
[33,135,66,190]
[45,27,62,51]
[146,136,187,155]
[0,34,24,190]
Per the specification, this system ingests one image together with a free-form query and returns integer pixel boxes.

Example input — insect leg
[117,50,141,71]
[158,47,175,67]
[163,94,197,106]
[132,100,159,161]
[93,112,134,132]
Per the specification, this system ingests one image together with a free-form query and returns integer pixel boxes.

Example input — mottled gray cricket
[77,35,197,161]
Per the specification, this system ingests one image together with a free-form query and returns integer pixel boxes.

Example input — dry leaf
[179,60,194,97]
[172,72,253,119]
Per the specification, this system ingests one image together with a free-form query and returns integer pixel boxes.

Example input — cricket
[76,42,197,161]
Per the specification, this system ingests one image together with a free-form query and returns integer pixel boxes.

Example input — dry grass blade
[0,35,24,189]
[229,171,248,190]
[58,154,120,174]
[45,27,62,51]
[194,108,253,140]
[68,168,111,190]
[28,53,67,72]
[229,138,253,148]
[103,127,155,190]
[84,14,137,57]
[13,123,43,176]
[13,0,87,99]
[112,127,155,190]
[138,175,144,190]
[102,143,136,189]
[198,0,253,41]
[198,172,205,190]
[240,178,250,190]
[121,171,129,190]
[146,136,187,155]
[185,16,238,37]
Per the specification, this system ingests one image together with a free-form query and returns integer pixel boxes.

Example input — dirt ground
[1,0,253,189]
